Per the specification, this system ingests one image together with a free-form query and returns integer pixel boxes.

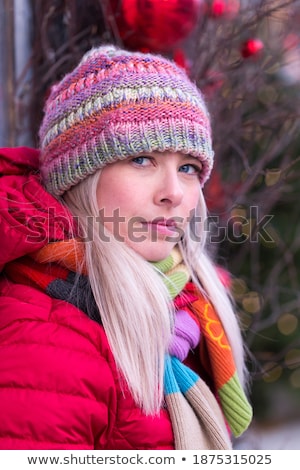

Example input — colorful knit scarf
[151,248,252,449]
[6,241,252,449]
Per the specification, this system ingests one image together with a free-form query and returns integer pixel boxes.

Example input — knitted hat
[39,45,214,197]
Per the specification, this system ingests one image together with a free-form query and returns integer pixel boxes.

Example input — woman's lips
[142,219,179,236]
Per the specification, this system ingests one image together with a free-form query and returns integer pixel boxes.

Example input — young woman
[0,45,252,449]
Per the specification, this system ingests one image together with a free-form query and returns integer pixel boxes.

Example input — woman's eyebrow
[183,155,202,164]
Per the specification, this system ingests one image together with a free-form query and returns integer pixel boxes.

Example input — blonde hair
[63,172,174,415]
[63,171,248,415]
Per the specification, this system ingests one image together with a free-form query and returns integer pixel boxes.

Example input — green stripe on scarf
[218,373,252,437]
[151,247,190,299]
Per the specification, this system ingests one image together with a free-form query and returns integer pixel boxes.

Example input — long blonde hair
[63,170,248,415]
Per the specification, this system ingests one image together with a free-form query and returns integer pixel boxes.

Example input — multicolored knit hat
[39,44,214,197]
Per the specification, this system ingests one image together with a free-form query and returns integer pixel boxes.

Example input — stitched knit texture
[39,45,214,196]
[169,309,201,361]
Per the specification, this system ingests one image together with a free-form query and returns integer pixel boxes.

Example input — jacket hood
[0,147,76,271]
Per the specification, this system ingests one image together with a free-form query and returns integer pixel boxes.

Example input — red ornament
[109,0,202,52]
[208,0,240,18]
[241,38,264,58]
[173,48,191,73]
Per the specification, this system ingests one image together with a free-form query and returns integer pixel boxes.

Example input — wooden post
[0,0,15,146]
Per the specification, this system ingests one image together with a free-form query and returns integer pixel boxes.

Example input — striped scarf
[151,248,252,449]
[6,241,252,449]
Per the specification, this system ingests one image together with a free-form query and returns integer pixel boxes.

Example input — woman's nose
[154,172,184,207]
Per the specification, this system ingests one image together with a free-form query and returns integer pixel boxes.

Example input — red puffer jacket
[0,147,174,450]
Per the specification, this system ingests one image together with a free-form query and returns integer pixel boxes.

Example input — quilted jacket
[0,147,174,450]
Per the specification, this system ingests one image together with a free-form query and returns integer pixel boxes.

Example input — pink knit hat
[39,45,214,197]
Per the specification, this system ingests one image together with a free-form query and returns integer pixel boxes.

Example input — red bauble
[208,0,240,18]
[173,48,191,73]
[241,38,264,58]
[109,0,202,52]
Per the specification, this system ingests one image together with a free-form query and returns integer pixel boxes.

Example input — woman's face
[96,151,202,261]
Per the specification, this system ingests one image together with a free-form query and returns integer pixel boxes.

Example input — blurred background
[1,0,300,449]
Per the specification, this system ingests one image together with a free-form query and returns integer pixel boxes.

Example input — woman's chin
[127,239,177,262]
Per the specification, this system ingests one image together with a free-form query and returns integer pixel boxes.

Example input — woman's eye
[131,156,152,166]
[179,164,202,175]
